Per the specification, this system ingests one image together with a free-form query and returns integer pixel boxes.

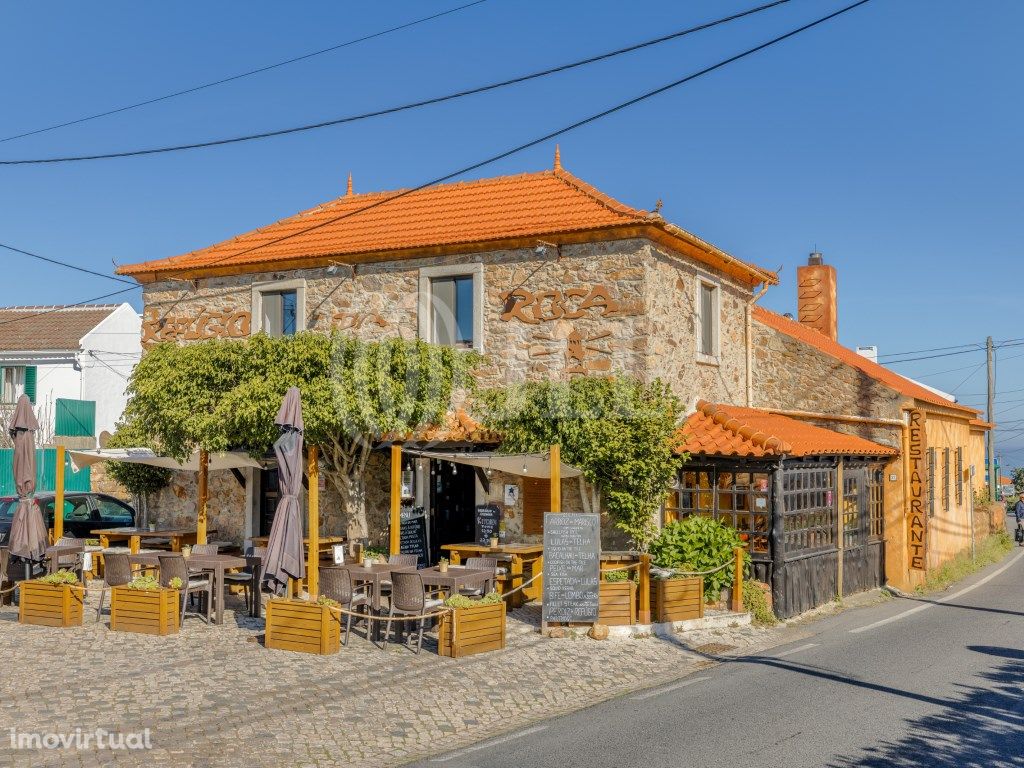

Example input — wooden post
[197,449,209,545]
[389,444,402,556]
[836,457,844,601]
[53,444,66,541]
[307,445,319,600]
[638,553,651,624]
[550,444,561,513]
[731,546,744,613]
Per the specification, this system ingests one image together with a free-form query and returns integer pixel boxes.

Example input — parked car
[0,492,136,545]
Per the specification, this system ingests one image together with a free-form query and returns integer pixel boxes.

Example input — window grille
[781,466,836,555]
[955,447,963,506]
[927,448,936,517]
[942,448,950,513]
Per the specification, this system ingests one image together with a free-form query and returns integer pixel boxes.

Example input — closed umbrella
[262,387,306,596]
[7,395,46,577]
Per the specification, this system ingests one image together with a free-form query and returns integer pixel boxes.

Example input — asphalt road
[416,533,1024,768]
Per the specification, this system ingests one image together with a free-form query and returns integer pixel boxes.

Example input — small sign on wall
[504,484,520,507]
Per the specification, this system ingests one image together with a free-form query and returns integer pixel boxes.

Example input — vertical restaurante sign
[906,409,927,571]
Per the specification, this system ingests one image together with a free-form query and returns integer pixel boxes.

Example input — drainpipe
[746,283,771,407]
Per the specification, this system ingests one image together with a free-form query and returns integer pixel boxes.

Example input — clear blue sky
[2,1,1022,466]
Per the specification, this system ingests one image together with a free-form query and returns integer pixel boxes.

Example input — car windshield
[0,499,16,519]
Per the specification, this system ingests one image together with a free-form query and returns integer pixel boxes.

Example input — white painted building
[0,304,141,443]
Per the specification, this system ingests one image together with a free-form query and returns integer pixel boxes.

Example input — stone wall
[141,237,754,403]
[751,319,904,447]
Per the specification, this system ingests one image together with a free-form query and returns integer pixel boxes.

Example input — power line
[0,0,797,165]
[885,340,1024,366]
[877,341,983,360]
[0,0,495,145]
[152,0,872,281]
[0,286,139,328]
[0,241,137,286]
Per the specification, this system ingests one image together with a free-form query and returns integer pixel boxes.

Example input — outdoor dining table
[94,527,217,555]
[417,565,495,598]
[441,542,544,606]
[43,543,84,575]
[128,552,247,625]
[323,562,417,642]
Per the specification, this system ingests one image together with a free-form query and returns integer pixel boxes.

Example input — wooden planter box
[19,581,84,628]
[265,599,339,655]
[598,581,637,626]
[651,577,704,623]
[438,601,506,658]
[110,586,180,635]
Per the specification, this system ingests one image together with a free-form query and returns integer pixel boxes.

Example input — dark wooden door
[842,468,880,596]
[429,459,476,562]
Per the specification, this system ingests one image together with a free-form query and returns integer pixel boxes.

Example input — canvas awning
[404,449,582,479]
[68,448,262,473]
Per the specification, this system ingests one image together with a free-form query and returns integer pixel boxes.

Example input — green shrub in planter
[650,516,749,602]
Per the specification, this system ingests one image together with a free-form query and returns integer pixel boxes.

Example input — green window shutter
[23,366,37,404]
[55,398,95,437]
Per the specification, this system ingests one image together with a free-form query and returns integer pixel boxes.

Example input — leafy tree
[104,419,173,498]
[122,332,477,538]
[477,376,684,551]
[1012,467,1024,497]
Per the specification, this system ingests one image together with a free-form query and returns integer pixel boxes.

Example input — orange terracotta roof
[970,418,994,430]
[117,168,776,286]
[753,306,981,416]
[677,401,898,459]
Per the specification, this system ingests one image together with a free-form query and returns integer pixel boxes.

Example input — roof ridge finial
[553,144,562,171]
[346,172,353,197]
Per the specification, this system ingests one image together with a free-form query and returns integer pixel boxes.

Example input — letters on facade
[499,285,621,324]
[906,408,927,571]
[142,309,250,345]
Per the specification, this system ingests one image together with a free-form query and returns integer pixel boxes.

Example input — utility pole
[987,336,997,503]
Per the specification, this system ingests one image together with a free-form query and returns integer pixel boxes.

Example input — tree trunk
[326,469,369,544]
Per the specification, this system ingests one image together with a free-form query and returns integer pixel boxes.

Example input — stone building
[116,158,989,611]
[116,156,782,555]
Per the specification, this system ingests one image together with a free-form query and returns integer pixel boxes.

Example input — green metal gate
[0,448,91,496]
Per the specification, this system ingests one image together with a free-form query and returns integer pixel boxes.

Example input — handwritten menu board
[542,512,600,624]
[399,507,428,567]
[475,504,501,546]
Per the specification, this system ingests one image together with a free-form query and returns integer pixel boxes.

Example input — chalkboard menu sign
[475,504,501,546]
[542,512,600,624]
[399,507,429,567]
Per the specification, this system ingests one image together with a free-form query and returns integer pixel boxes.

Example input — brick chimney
[797,251,838,341]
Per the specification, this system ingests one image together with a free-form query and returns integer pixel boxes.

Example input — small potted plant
[181,544,192,558]
[438,557,449,574]
[109,573,180,635]
[19,569,84,628]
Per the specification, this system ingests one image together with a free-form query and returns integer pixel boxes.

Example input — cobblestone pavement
[0,583,786,767]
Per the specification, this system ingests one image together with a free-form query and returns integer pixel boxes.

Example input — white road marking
[630,676,710,701]
[850,550,1024,634]
[430,725,548,762]
[773,643,818,658]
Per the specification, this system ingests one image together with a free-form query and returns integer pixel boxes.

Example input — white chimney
[856,346,878,364]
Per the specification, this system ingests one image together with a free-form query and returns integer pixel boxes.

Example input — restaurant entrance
[258,468,280,537]
[429,458,476,562]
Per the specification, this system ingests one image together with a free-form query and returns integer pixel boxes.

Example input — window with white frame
[252,279,305,338]
[696,280,720,360]
[418,264,483,351]
[1,366,25,403]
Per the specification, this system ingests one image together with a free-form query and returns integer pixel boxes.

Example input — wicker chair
[319,567,371,646]
[460,557,498,597]
[189,544,220,556]
[0,546,8,596]
[222,546,266,617]
[158,554,212,626]
[383,571,443,654]
[388,554,418,568]
[95,552,133,622]
[53,537,86,581]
